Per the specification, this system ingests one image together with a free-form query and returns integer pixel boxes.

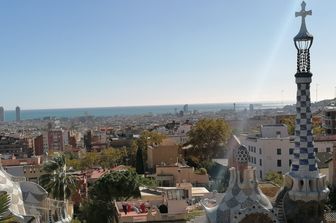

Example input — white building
[240,124,333,180]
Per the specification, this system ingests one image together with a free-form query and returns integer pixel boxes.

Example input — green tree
[39,153,78,201]
[135,148,145,174]
[0,193,15,223]
[81,170,141,223]
[187,118,231,160]
[100,148,127,168]
[281,117,295,135]
[265,171,283,186]
[90,170,141,201]
[79,199,114,223]
[281,116,324,136]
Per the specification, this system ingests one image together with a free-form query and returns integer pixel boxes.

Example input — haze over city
[0,0,335,109]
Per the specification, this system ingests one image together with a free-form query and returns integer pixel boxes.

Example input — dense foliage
[265,171,283,186]
[39,153,78,200]
[135,147,145,174]
[280,116,324,136]
[187,118,231,160]
[78,170,152,223]
[90,170,141,201]
[66,148,128,170]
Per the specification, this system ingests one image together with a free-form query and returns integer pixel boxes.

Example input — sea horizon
[2,101,294,122]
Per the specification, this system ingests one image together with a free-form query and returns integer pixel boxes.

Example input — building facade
[240,124,334,181]
[147,138,180,170]
[323,105,336,135]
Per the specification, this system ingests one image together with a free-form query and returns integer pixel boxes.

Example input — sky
[0,0,335,110]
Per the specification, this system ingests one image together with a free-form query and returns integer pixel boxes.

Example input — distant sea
[2,102,292,122]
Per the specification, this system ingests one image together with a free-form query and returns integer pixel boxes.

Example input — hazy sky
[0,0,335,109]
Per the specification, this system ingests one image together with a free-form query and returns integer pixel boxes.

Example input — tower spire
[282,1,329,206]
[294,1,314,74]
[290,1,317,180]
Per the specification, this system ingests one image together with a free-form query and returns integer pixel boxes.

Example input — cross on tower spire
[295,1,313,40]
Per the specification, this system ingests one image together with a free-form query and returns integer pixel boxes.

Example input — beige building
[147,138,180,170]
[240,125,334,180]
[155,163,209,187]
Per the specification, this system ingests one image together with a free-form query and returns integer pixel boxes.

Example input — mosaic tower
[276,2,329,223]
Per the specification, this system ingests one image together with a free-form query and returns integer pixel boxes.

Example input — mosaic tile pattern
[290,80,319,178]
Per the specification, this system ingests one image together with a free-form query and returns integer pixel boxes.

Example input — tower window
[277,160,282,167]
[277,148,282,155]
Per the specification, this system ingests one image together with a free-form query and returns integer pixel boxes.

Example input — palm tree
[0,193,15,223]
[39,153,78,201]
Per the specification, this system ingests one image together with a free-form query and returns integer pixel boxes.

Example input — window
[259,148,262,154]
[277,148,282,155]
[260,170,263,179]
[289,160,292,166]
[277,160,282,167]
[259,159,262,166]
[327,147,331,153]
[289,148,294,155]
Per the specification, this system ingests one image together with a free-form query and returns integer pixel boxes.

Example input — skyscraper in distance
[16,106,21,122]
[0,107,4,122]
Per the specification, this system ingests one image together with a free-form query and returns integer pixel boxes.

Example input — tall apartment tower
[275,2,329,222]
[0,107,4,122]
[15,106,21,122]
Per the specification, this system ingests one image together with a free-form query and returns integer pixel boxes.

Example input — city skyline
[0,0,335,109]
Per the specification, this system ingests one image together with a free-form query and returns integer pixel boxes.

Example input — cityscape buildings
[0,1,335,223]
[203,2,330,223]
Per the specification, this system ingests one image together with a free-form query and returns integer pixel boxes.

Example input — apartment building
[240,124,333,180]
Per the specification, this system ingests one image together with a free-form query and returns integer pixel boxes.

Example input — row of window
[248,145,262,154]
[249,157,294,168]
[248,146,331,155]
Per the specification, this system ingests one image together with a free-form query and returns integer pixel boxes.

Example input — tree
[135,148,145,174]
[0,193,15,223]
[80,170,141,223]
[39,153,78,201]
[90,170,141,202]
[281,117,295,135]
[79,199,114,223]
[265,171,283,186]
[281,116,324,136]
[187,118,231,160]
